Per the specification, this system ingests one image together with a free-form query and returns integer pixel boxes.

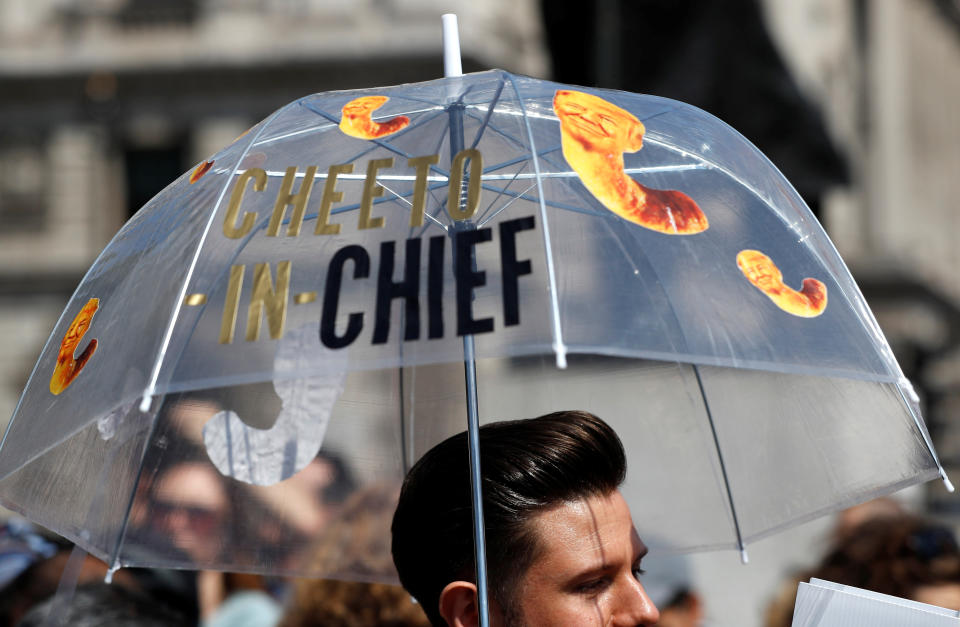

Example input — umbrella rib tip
[942,473,955,494]
[554,345,568,369]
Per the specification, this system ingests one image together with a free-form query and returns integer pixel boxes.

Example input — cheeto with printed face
[554,89,708,235]
[737,250,827,318]
[339,96,410,140]
[50,298,100,395]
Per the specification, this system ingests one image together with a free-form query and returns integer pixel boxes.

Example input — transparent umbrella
[0,17,950,627]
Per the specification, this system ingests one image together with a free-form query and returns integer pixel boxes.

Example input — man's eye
[576,578,610,595]
[632,566,646,580]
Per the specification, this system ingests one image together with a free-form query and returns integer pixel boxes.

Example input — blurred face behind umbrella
[152,462,228,564]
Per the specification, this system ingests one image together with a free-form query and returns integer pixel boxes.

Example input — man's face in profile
[508,490,660,626]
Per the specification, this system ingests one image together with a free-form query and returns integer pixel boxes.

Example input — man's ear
[438,580,479,627]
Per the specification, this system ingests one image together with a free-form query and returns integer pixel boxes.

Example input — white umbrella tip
[739,549,750,565]
[943,474,955,493]
[441,14,462,78]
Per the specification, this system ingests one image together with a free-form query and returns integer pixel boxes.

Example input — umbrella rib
[206,181,403,261]
[598,217,695,356]
[414,182,456,238]
[212,173,597,247]
[461,110,531,153]
[595,216,752,556]
[403,366,417,474]
[469,77,506,150]
[215,163,703,183]
[251,103,444,148]
[482,147,561,174]
[302,102,453,179]
[601,221,643,275]
[692,365,749,563]
[379,180,450,233]
[302,101,407,145]
[894,382,954,491]
[453,82,480,105]
[505,73,567,368]
[342,140,398,168]
[137,104,290,411]
[385,93,451,107]
[107,401,170,576]
[432,116,452,160]
[475,161,528,225]
[460,110,572,176]
[341,107,451,165]
[398,364,408,474]
[151,105,457,332]
[477,183,538,229]
[250,122,337,146]
[478,182,604,217]
[638,133,801,244]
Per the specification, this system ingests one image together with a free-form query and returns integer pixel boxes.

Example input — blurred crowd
[1,459,959,626]
[0,393,435,627]
[764,498,960,627]
[0,492,432,627]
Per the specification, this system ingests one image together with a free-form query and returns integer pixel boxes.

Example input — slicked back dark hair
[391,410,627,626]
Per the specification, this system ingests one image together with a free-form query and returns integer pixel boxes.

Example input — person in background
[199,572,282,627]
[281,482,428,627]
[280,580,428,627]
[0,544,140,627]
[150,460,231,566]
[15,583,184,627]
[764,512,960,627]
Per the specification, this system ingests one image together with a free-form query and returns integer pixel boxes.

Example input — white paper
[792,579,960,626]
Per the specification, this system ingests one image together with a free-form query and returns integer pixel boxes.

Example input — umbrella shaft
[463,334,490,626]
[448,95,491,627]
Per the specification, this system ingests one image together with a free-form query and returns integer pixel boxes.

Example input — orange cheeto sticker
[339,96,410,140]
[190,161,214,184]
[737,250,827,318]
[50,298,100,395]
[554,90,708,235]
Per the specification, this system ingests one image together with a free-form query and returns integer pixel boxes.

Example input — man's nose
[610,578,660,626]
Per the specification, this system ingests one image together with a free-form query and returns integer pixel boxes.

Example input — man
[391,410,660,626]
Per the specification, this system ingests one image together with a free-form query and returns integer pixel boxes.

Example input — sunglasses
[152,500,224,533]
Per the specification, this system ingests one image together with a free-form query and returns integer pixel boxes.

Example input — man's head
[391,410,659,626]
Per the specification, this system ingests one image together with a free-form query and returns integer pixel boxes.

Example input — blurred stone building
[765,0,960,515]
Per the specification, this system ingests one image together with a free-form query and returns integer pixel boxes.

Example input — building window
[0,144,47,233]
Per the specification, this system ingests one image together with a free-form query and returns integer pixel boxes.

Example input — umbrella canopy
[0,69,947,580]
